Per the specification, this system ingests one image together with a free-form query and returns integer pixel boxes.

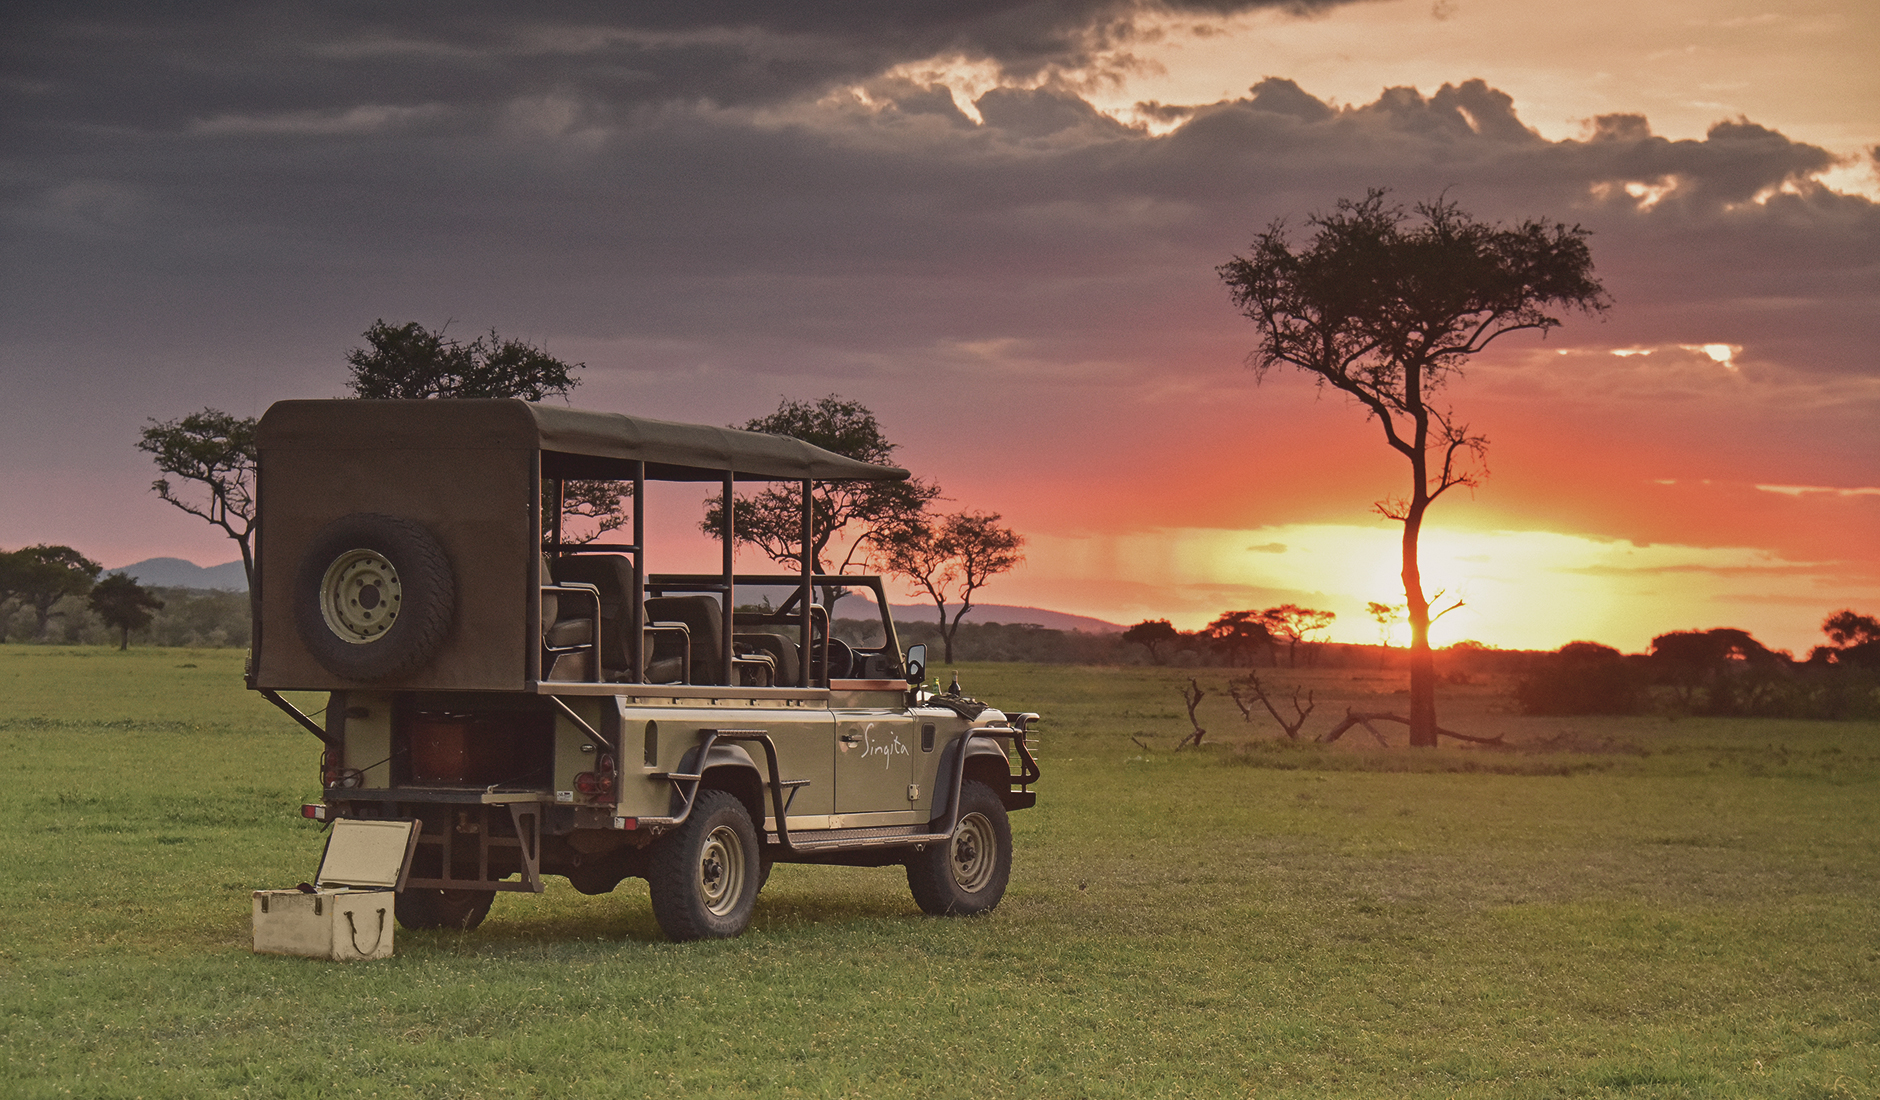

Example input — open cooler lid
[315,818,421,891]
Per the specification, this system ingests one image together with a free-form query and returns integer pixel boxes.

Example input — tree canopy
[345,320,584,400]
[1122,619,1182,665]
[1259,604,1336,667]
[88,572,164,650]
[342,319,630,542]
[136,409,259,587]
[1219,190,1607,744]
[875,510,1025,663]
[1203,610,1273,668]
[0,545,102,641]
[703,395,940,573]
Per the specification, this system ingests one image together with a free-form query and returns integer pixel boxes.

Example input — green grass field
[2,646,1875,1098]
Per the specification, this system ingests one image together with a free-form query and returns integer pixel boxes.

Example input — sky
[3,0,1876,656]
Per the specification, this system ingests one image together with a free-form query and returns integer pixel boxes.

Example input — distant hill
[110,557,247,591]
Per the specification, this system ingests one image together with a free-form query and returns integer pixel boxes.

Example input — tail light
[575,753,617,801]
[301,803,329,821]
[320,749,362,789]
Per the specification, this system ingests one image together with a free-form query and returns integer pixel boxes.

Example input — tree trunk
[1402,501,1438,747]
[118,626,130,651]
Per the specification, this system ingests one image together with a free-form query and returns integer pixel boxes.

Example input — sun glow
[1007,523,1873,654]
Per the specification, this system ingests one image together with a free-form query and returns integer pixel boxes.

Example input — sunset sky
[4,1,1876,655]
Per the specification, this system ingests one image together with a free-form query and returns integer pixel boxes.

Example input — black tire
[648,790,760,941]
[908,780,1012,916]
[394,888,493,931]
[293,513,455,682]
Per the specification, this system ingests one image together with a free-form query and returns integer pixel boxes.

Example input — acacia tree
[1819,610,1880,669]
[1220,191,1607,745]
[345,319,626,542]
[876,511,1025,663]
[89,572,164,650]
[137,409,259,588]
[703,395,940,573]
[1203,610,1274,668]
[345,320,584,400]
[1122,619,1183,665]
[1366,601,1404,645]
[1259,604,1336,667]
[0,545,102,641]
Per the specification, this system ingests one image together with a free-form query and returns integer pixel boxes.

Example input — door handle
[840,733,862,744]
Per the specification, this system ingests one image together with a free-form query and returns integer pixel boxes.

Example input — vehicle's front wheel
[394,888,493,931]
[648,790,760,941]
[908,780,1012,916]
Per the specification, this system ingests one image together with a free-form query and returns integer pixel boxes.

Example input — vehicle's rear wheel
[907,780,1011,916]
[293,512,454,682]
[394,888,494,931]
[648,790,760,941]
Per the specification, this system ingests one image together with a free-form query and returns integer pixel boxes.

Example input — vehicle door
[831,686,920,827]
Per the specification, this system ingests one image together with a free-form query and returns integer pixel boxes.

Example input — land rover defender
[250,399,1038,940]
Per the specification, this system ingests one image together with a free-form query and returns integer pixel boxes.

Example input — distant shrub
[838,618,1127,665]
[1514,641,1649,715]
[2,586,250,648]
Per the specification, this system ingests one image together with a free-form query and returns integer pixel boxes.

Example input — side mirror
[904,643,926,686]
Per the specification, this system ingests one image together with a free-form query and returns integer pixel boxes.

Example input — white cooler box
[253,818,420,961]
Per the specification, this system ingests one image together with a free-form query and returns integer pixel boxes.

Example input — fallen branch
[1229,671,1315,741]
[1316,709,1505,747]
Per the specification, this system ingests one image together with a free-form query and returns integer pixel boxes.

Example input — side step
[767,824,949,852]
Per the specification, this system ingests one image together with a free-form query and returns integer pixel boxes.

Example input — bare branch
[1176,679,1208,749]
[1229,671,1316,741]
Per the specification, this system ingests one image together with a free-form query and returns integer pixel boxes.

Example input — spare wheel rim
[319,548,403,644]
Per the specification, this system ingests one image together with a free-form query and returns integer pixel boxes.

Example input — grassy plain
[1,646,1876,1099]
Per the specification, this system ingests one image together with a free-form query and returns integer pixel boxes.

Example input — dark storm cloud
[2,3,1875,574]
[3,0,1360,134]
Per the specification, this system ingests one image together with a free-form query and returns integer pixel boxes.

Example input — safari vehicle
[249,399,1038,940]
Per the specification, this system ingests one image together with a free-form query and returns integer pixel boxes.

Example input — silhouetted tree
[1260,604,1337,667]
[1122,619,1183,664]
[343,319,625,542]
[136,409,259,588]
[0,545,101,641]
[877,511,1025,663]
[1220,190,1607,745]
[1513,640,1646,716]
[345,320,583,400]
[1650,628,1787,714]
[88,573,164,650]
[1366,601,1403,644]
[1203,610,1274,668]
[704,395,940,572]
[1823,610,1880,646]
[1812,610,1880,670]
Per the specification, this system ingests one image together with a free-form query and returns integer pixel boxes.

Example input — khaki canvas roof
[258,399,910,482]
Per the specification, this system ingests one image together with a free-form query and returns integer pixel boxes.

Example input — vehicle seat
[541,557,597,680]
[737,632,800,687]
[552,554,636,677]
[645,595,724,685]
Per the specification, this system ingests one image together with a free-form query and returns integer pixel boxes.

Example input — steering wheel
[825,638,854,680]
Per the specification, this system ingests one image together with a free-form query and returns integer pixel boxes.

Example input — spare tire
[293,513,455,682]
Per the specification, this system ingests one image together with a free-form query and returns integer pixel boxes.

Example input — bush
[1514,641,1649,715]
[0,586,250,648]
